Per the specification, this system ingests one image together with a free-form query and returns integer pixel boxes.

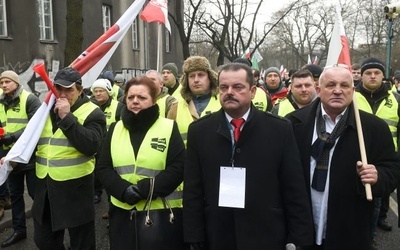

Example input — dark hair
[233,58,252,67]
[75,84,83,91]
[253,69,260,78]
[351,63,361,70]
[124,76,158,103]
[291,68,314,82]
[218,63,254,87]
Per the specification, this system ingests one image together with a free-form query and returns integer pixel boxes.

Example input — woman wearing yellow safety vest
[96,76,186,250]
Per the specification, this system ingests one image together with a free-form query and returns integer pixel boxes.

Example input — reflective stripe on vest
[356,91,399,151]
[277,99,296,117]
[252,87,268,111]
[176,95,220,145]
[0,90,30,149]
[110,118,183,210]
[104,99,118,130]
[35,102,98,180]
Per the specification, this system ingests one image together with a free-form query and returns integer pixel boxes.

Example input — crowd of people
[0,55,399,250]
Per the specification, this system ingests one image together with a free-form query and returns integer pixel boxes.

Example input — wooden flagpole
[352,92,373,201]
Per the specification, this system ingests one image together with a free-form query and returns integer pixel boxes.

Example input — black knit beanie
[361,57,385,76]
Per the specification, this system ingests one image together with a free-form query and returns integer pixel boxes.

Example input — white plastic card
[218,166,246,208]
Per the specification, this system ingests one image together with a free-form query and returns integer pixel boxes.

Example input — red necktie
[231,118,245,142]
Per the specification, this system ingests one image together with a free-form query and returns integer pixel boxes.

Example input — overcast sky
[254,0,293,26]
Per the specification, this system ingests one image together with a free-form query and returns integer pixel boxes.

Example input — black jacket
[183,105,313,250]
[286,99,400,249]
[32,93,106,230]
[0,86,41,172]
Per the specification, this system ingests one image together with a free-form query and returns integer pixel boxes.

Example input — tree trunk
[64,0,83,66]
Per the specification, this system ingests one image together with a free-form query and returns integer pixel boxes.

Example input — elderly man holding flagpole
[286,2,400,249]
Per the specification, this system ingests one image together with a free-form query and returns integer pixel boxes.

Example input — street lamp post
[384,3,399,78]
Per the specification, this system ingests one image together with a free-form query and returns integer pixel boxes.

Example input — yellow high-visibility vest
[356,91,399,151]
[277,99,295,117]
[0,89,30,149]
[36,102,98,180]
[104,99,119,130]
[252,87,268,111]
[110,118,183,210]
[176,95,220,144]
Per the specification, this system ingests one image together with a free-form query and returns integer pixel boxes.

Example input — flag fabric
[140,0,171,33]
[325,3,351,69]
[243,48,251,59]
[70,0,147,88]
[0,1,148,184]
[0,93,56,185]
[242,48,263,70]
[313,56,318,65]
[251,57,259,70]
[280,65,286,78]
[252,49,263,63]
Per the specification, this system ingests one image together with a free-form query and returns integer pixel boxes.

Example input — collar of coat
[288,98,358,131]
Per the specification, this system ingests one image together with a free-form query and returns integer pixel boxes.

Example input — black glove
[190,242,206,250]
[123,185,143,205]
[0,133,15,146]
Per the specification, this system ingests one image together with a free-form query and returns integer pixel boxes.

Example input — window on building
[132,19,139,50]
[102,5,111,32]
[38,0,54,41]
[165,29,171,53]
[0,0,7,37]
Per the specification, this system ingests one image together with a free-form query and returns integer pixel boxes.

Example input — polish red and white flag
[325,3,351,69]
[313,55,318,65]
[140,0,171,33]
[70,0,147,88]
[0,0,148,184]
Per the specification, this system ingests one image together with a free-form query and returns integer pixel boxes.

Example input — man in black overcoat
[183,63,314,250]
[286,65,400,250]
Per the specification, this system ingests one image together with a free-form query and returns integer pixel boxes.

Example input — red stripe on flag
[69,25,120,74]
[140,3,165,23]
[71,43,115,75]
[338,36,351,69]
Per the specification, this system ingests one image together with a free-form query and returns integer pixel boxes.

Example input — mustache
[222,95,239,102]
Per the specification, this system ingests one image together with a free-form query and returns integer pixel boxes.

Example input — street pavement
[0,190,398,249]
[0,191,110,249]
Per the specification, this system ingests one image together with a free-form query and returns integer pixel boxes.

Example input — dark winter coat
[286,99,400,250]
[32,94,106,230]
[183,106,314,250]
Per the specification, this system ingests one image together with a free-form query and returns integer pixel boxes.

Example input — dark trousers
[8,168,35,233]
[33,197,95,250]
[0,180,9,201]
[378,193,390,221]
[371,198,381,238]
[94,172,103,197]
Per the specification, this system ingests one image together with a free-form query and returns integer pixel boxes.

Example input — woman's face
[125,84,154,114]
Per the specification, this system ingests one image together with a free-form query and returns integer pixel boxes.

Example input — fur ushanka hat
[180,56,218,102]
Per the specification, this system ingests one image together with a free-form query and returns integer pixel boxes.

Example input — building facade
[0,0,183,98]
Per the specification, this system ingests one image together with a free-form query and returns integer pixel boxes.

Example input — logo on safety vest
[384,98,393,108]
[151,138,167,152]
[254,102,265,110]
[104,111,112,119]
[12,104,20,113]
